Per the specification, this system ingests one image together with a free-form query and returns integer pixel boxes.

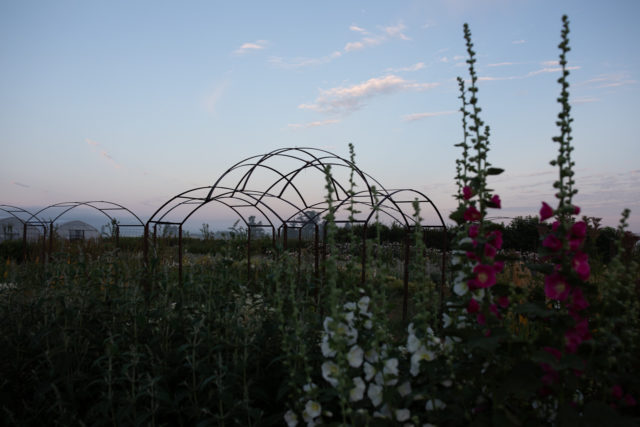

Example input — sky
[1,0,639,232]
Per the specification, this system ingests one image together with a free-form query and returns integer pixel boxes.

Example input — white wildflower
[407,333,421,353]
[425,398,446,411]
[357,296,370,313]
[343,301,356,311]
[442,312,452,328]
[453,279,469,296]
[367,383,383,407]
[364,319,373,329]
[410,346,435,377]
[347,345,364,368]
[284,410,298,427]
[349,377,366,402]
[321,361,339,387]
[364,362,376,382]
[365,348,379,363]
[397,380,412,397]
[395,408,411,422]
[304,400,322,418]
[320,335,336,358]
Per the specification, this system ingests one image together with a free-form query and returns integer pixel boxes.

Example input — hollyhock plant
[463,185,474,200]
[471,264,497,288]
[542,234,563,252]
[489,194,501,208]
[540,202,554,221]
[544,273,571,301]
[464,206,482,222]
[572,252,590,281]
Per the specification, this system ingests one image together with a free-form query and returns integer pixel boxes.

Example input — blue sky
[1,0,639,231]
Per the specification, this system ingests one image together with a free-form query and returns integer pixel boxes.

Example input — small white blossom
[395,408,411,422]
[365,348,379,363]
[374,404,391,419]
[357,296,370,313]
[367,383,383,407]
[304,400,322,418]
[347,345,364,368]
[425,398,446,411]
[364,362,376,382]
[383,358,399,385]
[407,334,421,353]
[323,317,334,334]
[303,382,318,393]
[397,380,412,397]
[441,379,453,387]
[364,319,373,329]
[320,335,336,358]
[343,302,356,311]
[349,377,366,402]
[321,361,339,387]
[410,346,435,376]
[284,410,298,427]
[453,279,469,296]
[442,313,452,328]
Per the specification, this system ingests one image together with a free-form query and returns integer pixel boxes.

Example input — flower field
[1,16,639,426]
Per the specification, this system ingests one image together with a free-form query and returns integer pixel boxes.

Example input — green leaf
[487,168,504,176]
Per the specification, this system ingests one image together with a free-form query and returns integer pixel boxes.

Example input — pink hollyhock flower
[497,296,509,308]
[477,313,486,325]
[464,206,482,222]
[489,194,501,209]
[573,205,581,215]
[571,221,587,238]
[540,202,554,221]
[552,221,560,232]
[469,224,480,238]
[467,298,479,314]
[612,385,624,399]
[463,186,473,200]
[572,252,590,281]
[565,317,591,353]
[624,394,637,406]
[488,230,503,249]
[471,264,497,288]
[543,346,562,361]
[466,251,479,261]
[568,287,589,312]
[545,273,571,301]
[569,238,582,251]
[484,244,497,258]
[542,234,563,252]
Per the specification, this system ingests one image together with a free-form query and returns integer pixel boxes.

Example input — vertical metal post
[23,223,28,262]
[143,224,150,296]
[178,225,183,287]
[297,227,302,274]
[440,228,448,332]
[402,231,410,322]
[247,226,252,282]
[115,225,120,248]
[48,221,54,263]
[283,224,288,250]
[361,223,367,285]
[314,223,319,279]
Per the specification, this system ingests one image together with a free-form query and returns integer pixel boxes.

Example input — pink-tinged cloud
[299,75,439,114]
[85,138,122,170]
[234,40,268,55]
[12,181,30,188]
[403,110,456,122]
[287,119,341,129]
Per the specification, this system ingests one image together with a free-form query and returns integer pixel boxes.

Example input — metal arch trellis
[26,201,145,259]
[0,204,47,261]
[145,147,448,321]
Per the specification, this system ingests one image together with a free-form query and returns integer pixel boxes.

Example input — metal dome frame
[145,147,448,320]
[0,204,47,260]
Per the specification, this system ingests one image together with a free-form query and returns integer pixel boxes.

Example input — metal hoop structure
[26,201,145,259]
[0,204,47,260]
[146,147,448,320]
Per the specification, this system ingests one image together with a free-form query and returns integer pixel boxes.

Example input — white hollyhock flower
[395,408,411,422]
[453,278,468,296]
[365,348,379,363]
[410,346,435,376]
[284,410,298,427]
[357,296,370,313]
[425,398,446,411]
[367,383,383,407]
[320,335,336,358]
[343,302,356,311]
[383,358,399,384]
[407,333,421,353]
[303,382,317,393]
[347,345,364,368]
[323,317,334,334]
[349,377,366,402]
[321,361,339,387]
[304,400,322,418]
[441,379,453,387]
[397,380,412,397]
[363,362,376,382]
[373,404,391,419]
[364,319,373,329]
[407,322,416,336]
[442,313,452,328]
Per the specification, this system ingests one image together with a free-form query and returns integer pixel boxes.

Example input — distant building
[57,220,100,241]
[0,217,42,242]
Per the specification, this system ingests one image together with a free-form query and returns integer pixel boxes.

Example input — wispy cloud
[478,65,581,82]
[403,110,456,122]
[234,39,268,55]
[298,75,439,115]
[512,39,526,44]
[11,181,30,188]
[487,62,517,67]
[271,22,410,69]
[385,62,426,73]
[287,119,341,129]
[204,79,230,114]
[578,73,637,89]
[573,96,598,104]
[85,138,122,170]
